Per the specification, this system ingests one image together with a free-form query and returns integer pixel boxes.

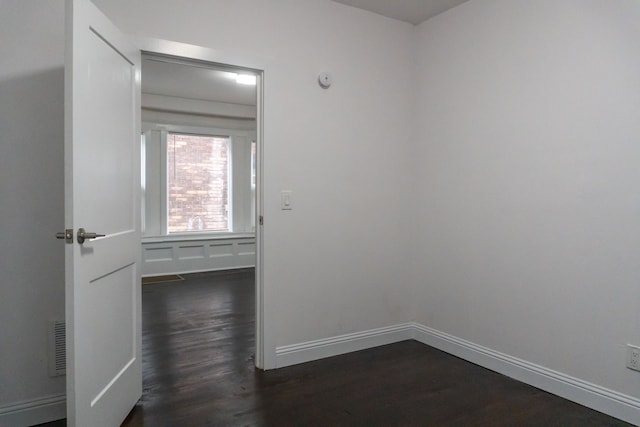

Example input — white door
[64,0,141,425]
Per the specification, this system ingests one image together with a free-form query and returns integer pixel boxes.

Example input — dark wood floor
[40,269,631,426]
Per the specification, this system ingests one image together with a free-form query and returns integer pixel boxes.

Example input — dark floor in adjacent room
[40,269,632,426]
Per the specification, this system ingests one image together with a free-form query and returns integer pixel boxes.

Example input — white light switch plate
[281,190,292,210]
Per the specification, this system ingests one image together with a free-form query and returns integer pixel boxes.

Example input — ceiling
[141,56,257,106]
[332,0,469,25]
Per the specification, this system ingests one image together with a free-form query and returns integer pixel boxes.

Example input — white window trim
[142,122,256,239]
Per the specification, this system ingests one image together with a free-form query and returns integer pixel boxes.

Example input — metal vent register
[48,320,66,377]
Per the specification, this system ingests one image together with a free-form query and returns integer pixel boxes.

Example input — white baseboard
[0,394,65,427]
[275,323,414,368]
[410,322,640,425]
[275,322,640,425]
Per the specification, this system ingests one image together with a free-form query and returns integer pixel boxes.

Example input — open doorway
[137,52,261,389]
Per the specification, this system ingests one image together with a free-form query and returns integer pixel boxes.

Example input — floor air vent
[49,320,66,377]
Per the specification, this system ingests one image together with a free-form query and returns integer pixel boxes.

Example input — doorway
[138,50,264,368]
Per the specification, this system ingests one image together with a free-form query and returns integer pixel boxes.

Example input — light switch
[281,190,292,210]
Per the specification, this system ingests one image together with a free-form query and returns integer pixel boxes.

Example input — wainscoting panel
[177,244,206,260]
[142,236,255,276]
[144,246,173,262]
[208,242,234,258]
[237,241,256,256]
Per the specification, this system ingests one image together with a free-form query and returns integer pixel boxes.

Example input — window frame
[141,122,256,239]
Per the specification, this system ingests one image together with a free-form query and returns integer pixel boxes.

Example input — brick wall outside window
[167,133,229,233]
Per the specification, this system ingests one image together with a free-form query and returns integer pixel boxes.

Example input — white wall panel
[142,236,255,276]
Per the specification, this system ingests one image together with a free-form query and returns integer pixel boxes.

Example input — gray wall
[0,0,67,424]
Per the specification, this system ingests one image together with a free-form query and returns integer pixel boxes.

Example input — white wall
[413,0,640,401]
[92,0,417,355]
[0,0,67,424]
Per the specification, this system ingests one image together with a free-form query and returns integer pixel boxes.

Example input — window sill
[142,232,255,244]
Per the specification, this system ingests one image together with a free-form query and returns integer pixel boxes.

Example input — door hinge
[259,215,264,225]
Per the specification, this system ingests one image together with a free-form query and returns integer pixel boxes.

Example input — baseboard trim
[275,322,640,425]
[410,322,640,425]
[275,323,413,368]
[0,394,66,427]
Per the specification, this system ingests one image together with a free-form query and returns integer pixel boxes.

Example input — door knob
[77,228,105,244]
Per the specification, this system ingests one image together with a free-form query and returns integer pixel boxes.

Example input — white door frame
[133,37,270,369]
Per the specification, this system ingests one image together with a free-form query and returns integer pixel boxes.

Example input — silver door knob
[77,228,105,244]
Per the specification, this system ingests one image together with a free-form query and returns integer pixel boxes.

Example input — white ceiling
[332,0,469,25]
[141,56,257,106]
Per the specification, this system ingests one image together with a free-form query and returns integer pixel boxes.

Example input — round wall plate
[318,72,332,89]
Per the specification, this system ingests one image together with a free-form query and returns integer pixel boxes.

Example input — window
[167,133,230,233]
[141,125,255,237]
